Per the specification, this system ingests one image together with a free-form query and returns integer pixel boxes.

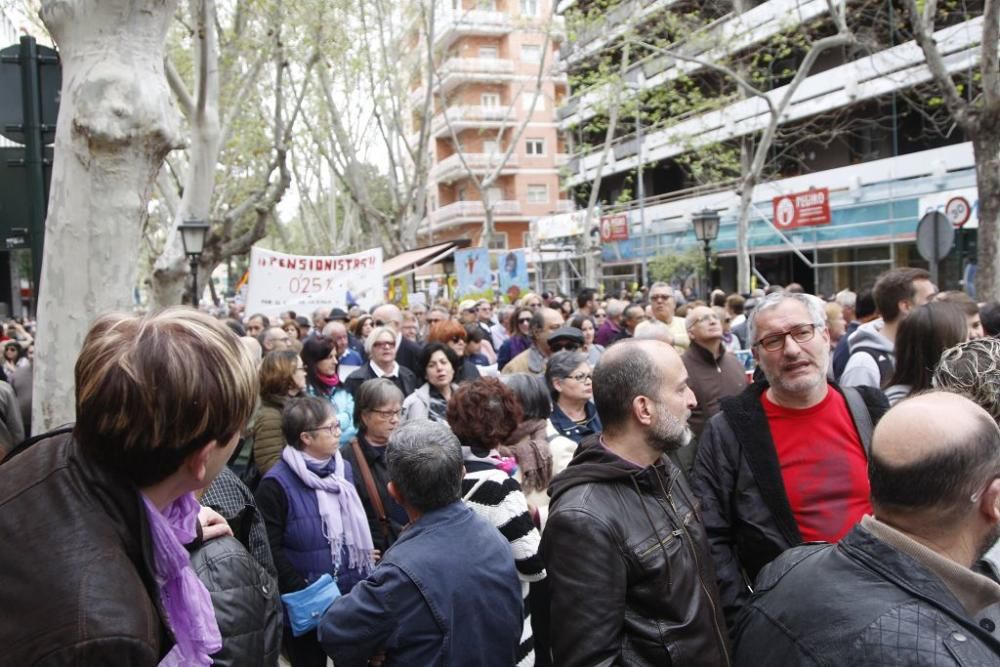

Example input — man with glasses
[502,307,564,376]
[678,305,746,472]
[691,292,889,632]
[733,392,1000,664]
[648,282,689,350]
[260,326,293,353]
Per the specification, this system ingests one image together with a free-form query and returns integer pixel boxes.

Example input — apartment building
[555,0,985,295]
[405,0,572,258]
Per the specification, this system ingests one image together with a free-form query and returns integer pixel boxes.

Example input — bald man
[542,339,730,666]
[734,392,1000,665]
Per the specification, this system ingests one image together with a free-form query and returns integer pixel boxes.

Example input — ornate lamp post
[178,218,210,308]
[692,209,720,299]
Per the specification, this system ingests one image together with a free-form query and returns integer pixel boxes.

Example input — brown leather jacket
[0,430,171,665]
[541,436,731,667]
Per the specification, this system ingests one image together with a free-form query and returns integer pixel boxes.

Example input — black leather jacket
[691,381,888,631]
[541,437,731,667]
[734,525,1000,665]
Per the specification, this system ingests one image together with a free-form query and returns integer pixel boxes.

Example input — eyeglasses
[693,313,720,325]
[309,422,340,436]
[550,342,581,352]
[450,336,466,344]
[753,323,819,352]
[372,340,395,349]
[373,319,386,326]
[568,372,592,382]
[369,408,402,420]
[518,317,532,324]
[650,295,672,302]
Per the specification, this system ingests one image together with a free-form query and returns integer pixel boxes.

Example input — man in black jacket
[692,291,888,632]
[542,339,731,667]
[733,392,1000,665]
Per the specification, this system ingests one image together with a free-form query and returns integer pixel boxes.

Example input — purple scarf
[282,447,375,576]
[141,492,222,666]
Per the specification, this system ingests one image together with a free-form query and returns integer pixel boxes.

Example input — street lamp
[692,208,720,298]
[178,218,210,308]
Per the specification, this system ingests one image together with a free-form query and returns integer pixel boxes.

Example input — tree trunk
[151,0,221,308]
[35,0,182,432]
[973,117,1000,300]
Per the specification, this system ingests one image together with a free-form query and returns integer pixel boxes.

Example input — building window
[481,93,500,107]
[522,231,533,247]
[522,92,545,111]
[488,233,508,250]
[522,44,541,63]
[526,138,545,155]
[522,0,539,16]
[527,184,548,204]
[479,45,498,59]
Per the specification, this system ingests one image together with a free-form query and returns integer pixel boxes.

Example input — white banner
[244,246,383,318]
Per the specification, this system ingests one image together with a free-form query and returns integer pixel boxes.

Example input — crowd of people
[4,268,1000,665]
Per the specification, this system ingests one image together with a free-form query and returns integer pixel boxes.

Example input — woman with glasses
[498,307,534,371]
[342,326,418,398]
[300,335,357,445]
[253,349,308,475]
[545,350,602,444]
[426,320,481,382]
[447,378,545,667]
[256,396,375,667]
[341,378,408,554]
[401,342,460,423]
[569,313,605,366]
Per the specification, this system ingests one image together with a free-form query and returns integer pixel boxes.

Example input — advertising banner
[244,246,383,318]
[772,188,831,229]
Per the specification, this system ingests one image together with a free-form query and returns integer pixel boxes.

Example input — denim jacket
[318,501,522,667]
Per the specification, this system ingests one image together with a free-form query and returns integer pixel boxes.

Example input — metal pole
[190,257,200,309]
[18,36,46,314]
[703,241,712,298]
[637,110,647,288]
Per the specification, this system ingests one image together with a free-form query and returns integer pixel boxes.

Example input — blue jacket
[318,501,522,667]
[550,401,603,444]
[306,384,357,445]
[262,460,368,595]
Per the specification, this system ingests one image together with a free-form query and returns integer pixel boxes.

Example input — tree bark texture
[34,0,182,432]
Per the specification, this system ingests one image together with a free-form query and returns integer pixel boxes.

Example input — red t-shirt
[762,388,872,543]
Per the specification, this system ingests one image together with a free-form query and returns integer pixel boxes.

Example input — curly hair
[933,337,1000,423]
[447,377,523,452]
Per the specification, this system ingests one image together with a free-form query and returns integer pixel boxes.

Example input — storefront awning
[382,242,461,279]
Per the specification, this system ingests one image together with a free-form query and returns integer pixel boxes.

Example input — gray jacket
[840,319,894,389]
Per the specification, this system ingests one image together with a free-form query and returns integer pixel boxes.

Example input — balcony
[430,152,520,183]
[434,10,513,49]
[438,57,515,93]
[430,105,513,138]
[429,199,523,227]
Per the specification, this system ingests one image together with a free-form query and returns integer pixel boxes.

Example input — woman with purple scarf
[256,396,375,667]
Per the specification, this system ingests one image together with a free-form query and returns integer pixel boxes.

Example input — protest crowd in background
[5,267,1000,666]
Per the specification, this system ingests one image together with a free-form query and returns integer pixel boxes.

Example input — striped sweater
[462,459,546,667]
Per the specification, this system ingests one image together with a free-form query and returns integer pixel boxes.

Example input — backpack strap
[852,347,894,387]
[841,386,874,457]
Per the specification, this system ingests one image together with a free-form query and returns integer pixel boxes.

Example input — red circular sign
[945,196,971,228]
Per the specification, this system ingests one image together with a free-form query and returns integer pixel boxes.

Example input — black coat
[542,437,731,666]
[734,525,1000,665]
[690,380,888,632]
[395,337,424,377]
[190,535,283,667]
[343,363,417,399]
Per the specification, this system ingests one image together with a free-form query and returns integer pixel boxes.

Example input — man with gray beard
[540,339,731,667]
[691,292,888,633]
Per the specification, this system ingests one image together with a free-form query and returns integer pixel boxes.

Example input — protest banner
[497,249,528,303]
[244,246,383,318]
[455,247,493,301]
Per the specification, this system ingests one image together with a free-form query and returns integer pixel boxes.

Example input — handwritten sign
[244,246,383,318]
